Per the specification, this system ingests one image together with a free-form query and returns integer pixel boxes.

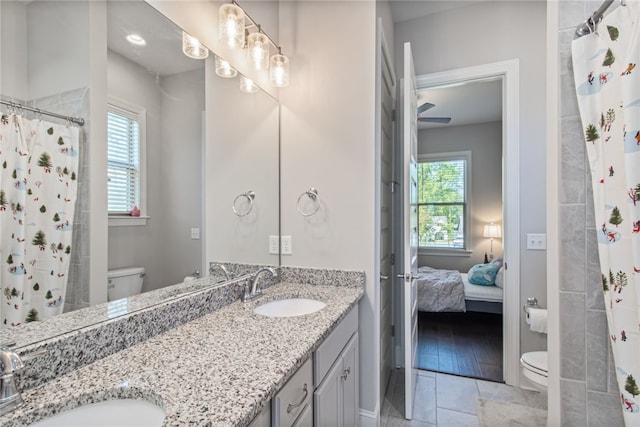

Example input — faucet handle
[0,343,24,375]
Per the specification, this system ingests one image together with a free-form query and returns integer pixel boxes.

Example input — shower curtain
[572,3,640,424]
[0,112,79,328]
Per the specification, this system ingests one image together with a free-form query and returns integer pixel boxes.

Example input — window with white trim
[107,101,146,219]
[417,151,471,250]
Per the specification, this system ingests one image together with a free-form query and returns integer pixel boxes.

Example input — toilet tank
[107,267,145,301]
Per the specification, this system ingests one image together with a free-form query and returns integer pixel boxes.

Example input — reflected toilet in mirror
[107,268,145,302]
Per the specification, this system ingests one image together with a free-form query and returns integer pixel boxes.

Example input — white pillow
[494,267,505,288]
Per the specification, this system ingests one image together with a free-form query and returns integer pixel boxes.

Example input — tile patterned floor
[381,369,547,426]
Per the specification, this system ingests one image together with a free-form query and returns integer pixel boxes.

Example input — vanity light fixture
[126,34,146,46]
[182,31,209,59]
[215,55,238,78]
[239,76,259,93]
[218,0,290,87]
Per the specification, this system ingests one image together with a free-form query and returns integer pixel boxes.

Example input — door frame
[414,59,521,386]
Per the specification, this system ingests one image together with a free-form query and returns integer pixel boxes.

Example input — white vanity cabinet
[249,405,271,427]
[313,306,359,427]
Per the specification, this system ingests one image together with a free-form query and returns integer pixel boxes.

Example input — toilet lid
[521,351,548,374]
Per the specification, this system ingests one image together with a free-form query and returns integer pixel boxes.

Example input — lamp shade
[182,32,209,59]
[219,3,245,49]
[239,76,259,93]
[483,224,502,238]
[248,32,270,71]
[215,56,237,78]
[270,53,289,87]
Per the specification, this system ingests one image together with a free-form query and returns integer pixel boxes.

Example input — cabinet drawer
[273,357,313,427]
[314,305,358,386]
[292,403,312,427]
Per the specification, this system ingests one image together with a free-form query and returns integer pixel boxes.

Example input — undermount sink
[254,298,326,317]
[29,399,166,427]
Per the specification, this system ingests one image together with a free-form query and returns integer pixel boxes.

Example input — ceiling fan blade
[418,117,452,124]
[417,102,435,115]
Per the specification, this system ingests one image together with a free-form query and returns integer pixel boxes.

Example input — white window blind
[107,107,140,214]
[417,152,470,250]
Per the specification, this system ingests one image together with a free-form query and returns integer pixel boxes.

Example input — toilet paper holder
[523,297,539,313]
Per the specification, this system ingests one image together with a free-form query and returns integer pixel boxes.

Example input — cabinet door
[341,333,359,427]
[314,357,342,427]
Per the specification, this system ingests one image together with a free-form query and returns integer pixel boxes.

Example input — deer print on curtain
[572,3,640,424]
[0,113,79,328]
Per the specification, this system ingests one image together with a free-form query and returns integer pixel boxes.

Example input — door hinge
[391,325,395,337]
[391,109,396,122]
[390,180,398,193]
[390,253,395,265]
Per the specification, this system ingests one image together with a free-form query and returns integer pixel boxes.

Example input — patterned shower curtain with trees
[572,3,640,424]
[0,112,79,328]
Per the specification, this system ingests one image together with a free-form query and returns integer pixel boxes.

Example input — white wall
[0,1,28,100]
[27,1,90,100]
[205,59,280,267]
[395,0,547,355]
[418,121,503,272]
[278,0,378,415]
[107,50,205,291]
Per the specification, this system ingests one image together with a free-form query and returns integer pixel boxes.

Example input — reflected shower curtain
[572,3,640,424]
[0,113,79,327]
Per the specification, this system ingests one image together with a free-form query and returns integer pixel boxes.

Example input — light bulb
[182,32,209,59]
[270,54,289,87]
[247,32,269,71]
[219,3,245,49]
[215,56,237,78]
[240,76,259,93]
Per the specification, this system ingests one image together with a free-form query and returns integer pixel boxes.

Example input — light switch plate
[281,236,292,255]
[527,233,546,250]
[269,235,279,254]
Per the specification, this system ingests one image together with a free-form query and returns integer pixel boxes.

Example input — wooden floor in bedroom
[417,311,503,383]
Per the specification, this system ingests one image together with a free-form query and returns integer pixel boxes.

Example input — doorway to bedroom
[412,74,506,384]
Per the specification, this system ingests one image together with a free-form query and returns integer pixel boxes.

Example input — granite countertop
[1,281,363,427]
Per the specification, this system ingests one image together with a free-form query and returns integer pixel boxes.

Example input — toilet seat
[520,351,548,377]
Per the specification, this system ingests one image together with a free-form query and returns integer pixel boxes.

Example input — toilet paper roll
[183,276,196,283]
[526,307,548,334]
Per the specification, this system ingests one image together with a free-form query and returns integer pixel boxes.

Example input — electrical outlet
[269,235,279,254]
[281,235,293,255]
[527,233,546,250]
[190,228,200,240]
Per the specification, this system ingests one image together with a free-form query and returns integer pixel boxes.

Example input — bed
[416,266,503,313]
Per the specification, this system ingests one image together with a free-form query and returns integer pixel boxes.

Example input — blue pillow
[468,263,500,286]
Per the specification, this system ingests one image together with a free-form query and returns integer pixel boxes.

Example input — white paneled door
[401,42,419,420]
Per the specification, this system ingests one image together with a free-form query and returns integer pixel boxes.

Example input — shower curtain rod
[575,0,616,37]
[0,99,85,126]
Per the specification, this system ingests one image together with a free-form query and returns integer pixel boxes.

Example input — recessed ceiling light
[126,34,146,46]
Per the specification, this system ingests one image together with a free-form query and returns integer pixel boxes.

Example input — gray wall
[107,50,205,292]
[557,2,623,425]
[418,121,503,272]
[395,0,547,359]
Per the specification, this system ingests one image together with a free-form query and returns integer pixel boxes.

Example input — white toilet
[107,267,145,301]
[520,351,548,391]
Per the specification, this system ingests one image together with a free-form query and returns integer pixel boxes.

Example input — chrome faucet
[243,267,277,302]
[0,343,25,416]
[209,263,232,281]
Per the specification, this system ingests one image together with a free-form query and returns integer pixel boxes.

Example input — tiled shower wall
[558,2,623,426]
[28,88,91,313]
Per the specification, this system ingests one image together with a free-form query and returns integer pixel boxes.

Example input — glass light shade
[215,56,237,78]
[239,76,259,93]
[182,32,209,59]
[247,32,269,71]
[219,3,245,49]
[270,54,289,87]
[483,224,502,238]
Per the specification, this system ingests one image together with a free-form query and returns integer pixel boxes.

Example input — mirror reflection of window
[107,102,145,216]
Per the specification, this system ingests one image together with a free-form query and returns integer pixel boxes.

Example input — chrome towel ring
[296,188,320,217]
[233,190,255,217]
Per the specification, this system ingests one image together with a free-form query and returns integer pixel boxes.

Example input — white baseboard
[360,407,379,427]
